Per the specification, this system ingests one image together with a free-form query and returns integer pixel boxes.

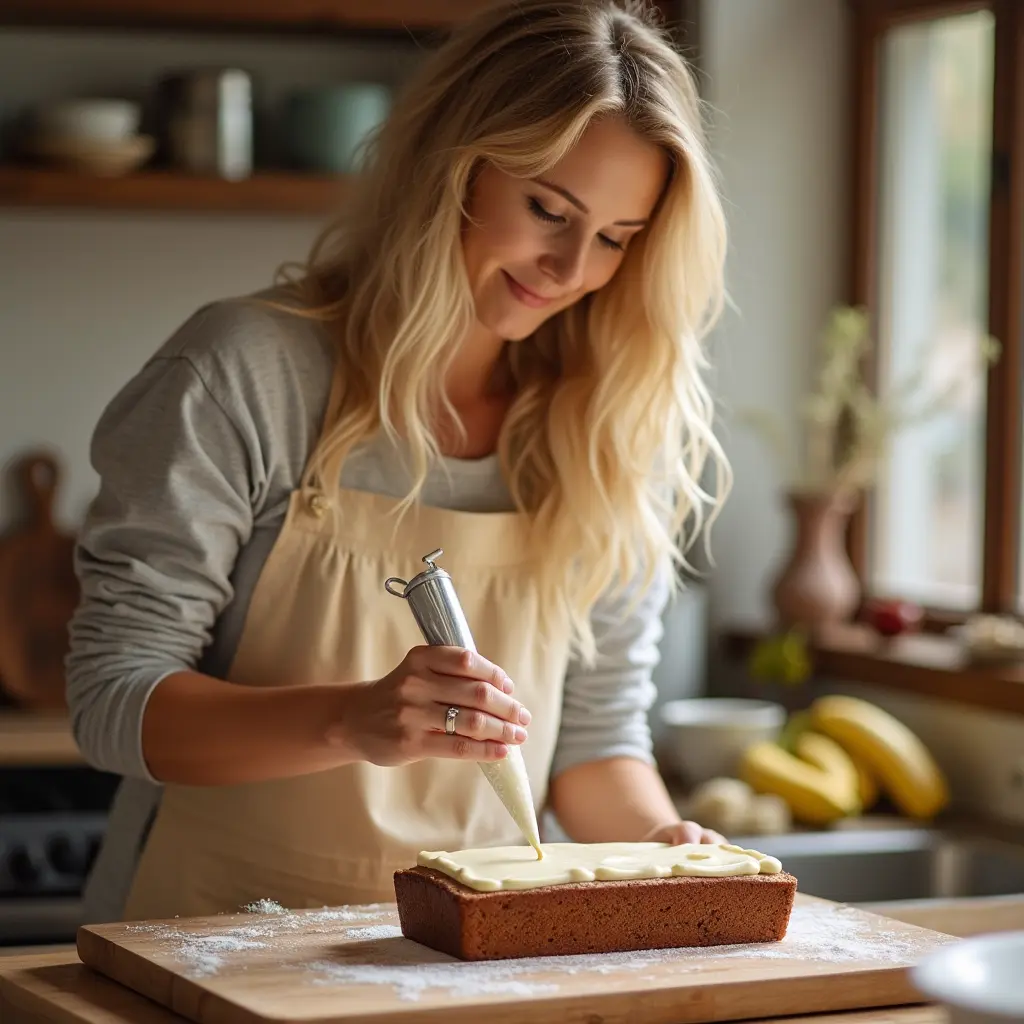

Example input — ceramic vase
[770,489,861,630]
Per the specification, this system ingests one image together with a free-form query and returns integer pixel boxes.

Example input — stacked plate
[24,98,154,176]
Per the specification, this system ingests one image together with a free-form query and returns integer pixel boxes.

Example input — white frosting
[417,841,783,892]
[478,748,543,857]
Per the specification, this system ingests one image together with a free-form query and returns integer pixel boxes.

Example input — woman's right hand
[336,646,532,767]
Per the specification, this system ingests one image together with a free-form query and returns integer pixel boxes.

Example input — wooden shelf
[0,0,493,33]
[0,712,82,766]
[0,167,351,213]
[723,622,1024,716]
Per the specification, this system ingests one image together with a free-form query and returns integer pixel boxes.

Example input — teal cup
[282,83,391,174]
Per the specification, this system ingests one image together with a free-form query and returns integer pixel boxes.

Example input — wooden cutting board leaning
[0,451,80,709]
[75,893,956,1024]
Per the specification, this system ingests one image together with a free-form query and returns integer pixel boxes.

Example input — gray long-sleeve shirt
[65,290,669,922]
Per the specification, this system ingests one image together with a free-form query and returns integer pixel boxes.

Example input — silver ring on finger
[444,706,460,736]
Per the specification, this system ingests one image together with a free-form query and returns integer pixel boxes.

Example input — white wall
[0,211,321,527]
[700,0,851,628]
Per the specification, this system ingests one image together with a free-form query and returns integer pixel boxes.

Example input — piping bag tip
[478,745,544,861]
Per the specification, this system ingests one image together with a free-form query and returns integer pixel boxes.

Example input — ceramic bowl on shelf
[658,697,787,787]
[25,134,155,177]
[911,930,1024,1023]
[33,98,141,144]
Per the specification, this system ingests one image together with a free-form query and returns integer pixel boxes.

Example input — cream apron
[123,415,571,920]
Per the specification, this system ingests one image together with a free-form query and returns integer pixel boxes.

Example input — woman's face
[462,115,670,342]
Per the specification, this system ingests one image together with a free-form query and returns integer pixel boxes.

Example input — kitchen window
[849,0,1024,622]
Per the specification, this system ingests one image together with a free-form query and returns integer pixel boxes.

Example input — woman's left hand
[642,819,726,846]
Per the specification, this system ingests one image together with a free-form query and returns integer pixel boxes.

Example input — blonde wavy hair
[276,0,730,665]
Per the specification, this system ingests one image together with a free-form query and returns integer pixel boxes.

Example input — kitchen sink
[730,825,1024,904]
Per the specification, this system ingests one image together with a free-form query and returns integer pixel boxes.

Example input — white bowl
[34,99,141,144]
[659,698,787,786]
[911,931,1024,1023]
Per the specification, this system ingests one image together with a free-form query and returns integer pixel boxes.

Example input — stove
[0,765,118,946]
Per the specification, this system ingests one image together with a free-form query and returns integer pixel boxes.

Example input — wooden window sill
[721,623,1024,716]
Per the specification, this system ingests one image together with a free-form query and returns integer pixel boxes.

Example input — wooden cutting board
[0,957,949,1024]
[76,894,954,1024]
[0,451,80,709]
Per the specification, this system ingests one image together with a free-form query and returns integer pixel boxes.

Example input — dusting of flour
[124,903,392,978]
[242,899,287,915]
[302,902,954,1002]
[124,899,955,998]
[342,925,404,941]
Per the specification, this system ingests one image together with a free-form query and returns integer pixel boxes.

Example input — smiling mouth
[502,271,555,309]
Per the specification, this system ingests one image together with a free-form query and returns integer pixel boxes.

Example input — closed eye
[528,196,564,224]
[528,196,625,252]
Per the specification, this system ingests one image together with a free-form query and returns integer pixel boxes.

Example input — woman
[67,0,731,923]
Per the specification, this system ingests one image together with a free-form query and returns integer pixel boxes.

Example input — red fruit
[863,598,923,637]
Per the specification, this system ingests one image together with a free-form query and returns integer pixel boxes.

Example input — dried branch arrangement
[739,305,1000,503]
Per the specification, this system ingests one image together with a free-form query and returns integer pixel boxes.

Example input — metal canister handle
[383,548,445,598]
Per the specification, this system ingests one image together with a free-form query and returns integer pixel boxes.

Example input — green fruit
[748,630,812,686]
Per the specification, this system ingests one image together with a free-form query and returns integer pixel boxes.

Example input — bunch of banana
[739,730,861,824]
[853,755,879,811]
[738,694,948,824]
[809,694,948,819]
[779,708,878,811]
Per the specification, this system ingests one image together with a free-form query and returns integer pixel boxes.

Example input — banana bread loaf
[394,862,797,961]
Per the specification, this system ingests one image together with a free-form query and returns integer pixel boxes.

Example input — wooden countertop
[860,893,1024,937]
[1,951,183,1024]
[4,896,1023,1024]
[0,711,82,765]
